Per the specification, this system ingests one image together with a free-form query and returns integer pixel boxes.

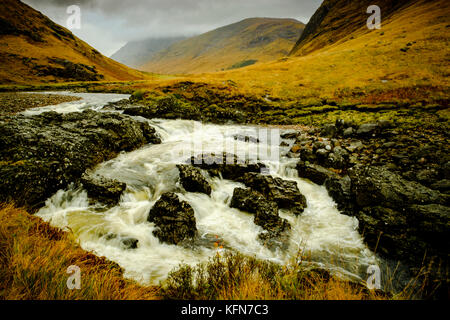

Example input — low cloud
[23,0,322,56]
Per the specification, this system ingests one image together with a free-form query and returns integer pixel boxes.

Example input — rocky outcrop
[290,119,449,297]
[147,193,197,245]
[238,172,307,215]
[177,165,211,195]
[230,187,290,247]
[0,110,160,209]
[297,161,338,185]
[81,172,126,206]
[186,152,266,181]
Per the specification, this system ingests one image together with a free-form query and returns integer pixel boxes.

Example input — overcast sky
[23,0,322,57]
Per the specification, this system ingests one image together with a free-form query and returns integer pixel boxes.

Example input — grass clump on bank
[0,204,159,300]
[160,251,391,300]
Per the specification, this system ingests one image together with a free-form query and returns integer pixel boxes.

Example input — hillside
[290,0,418,56]
[111,37,187,69]
[141,18,305,74]
[0,0,146,84]
[177,0,448,104]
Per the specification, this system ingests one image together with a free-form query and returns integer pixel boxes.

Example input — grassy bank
[0,204,425,300]
[0,204,159,300]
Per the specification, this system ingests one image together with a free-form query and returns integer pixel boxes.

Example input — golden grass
[160,252,395,300]
[0,204,434,300]
[83,0,449,106]
[0,204,159,300]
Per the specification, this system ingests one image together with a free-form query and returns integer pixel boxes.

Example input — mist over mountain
[110,37,187,69]
[140,17,305,74]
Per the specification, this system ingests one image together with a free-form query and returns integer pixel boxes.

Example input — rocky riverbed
[288,119,449,297]
[1,92,448,297]
[0,109,161,209]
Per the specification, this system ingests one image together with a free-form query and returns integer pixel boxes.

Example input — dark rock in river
[177,164,211,195]
[230,187,290,246]
[0,110,160,209]
[186,152,266,181]
[121,237,139,249]
[148,192,197,245]
[81,172,126,205]
[238,172,307,215]
[296,161,338,185]
[324,175,354,215]
[233,134,260,144]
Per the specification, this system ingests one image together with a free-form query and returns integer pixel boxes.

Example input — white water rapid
[29,92,379,286]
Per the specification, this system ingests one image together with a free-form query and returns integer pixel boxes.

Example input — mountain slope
[111,37,187,69]
[146,0,447,104]
[141,18,305,74]
[290,0,418,56]
[0,0,146,84]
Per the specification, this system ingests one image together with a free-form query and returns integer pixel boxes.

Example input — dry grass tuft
[0,204,159,300]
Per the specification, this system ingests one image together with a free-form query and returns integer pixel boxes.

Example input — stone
[148,192,197,245]
[81,172,126,205]
[321,124,337,138]
[324,175,354,214]
[233,134,260,144]
[356,123,379,137]
[177,165,211,195]
[239,172,307,215]
[348,165,444,210]
[343,127,354,137]
[121,237,139,249]
[230,188,291,244]
[297,161,339,185]
[186,152,266,181]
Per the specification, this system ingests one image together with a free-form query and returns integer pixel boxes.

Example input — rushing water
[29,92,379,286]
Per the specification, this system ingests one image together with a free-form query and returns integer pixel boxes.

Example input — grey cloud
[22,0,322,56]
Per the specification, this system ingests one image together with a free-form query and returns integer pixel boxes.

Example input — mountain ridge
[0,0,146,84]
[140,17,305,74]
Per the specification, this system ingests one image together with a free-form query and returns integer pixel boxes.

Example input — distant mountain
[141,18,305,74]
[110,37,187,69]
[290,0,418,56]
[0,0,146,84]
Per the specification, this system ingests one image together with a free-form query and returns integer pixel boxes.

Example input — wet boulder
[81,172,126,205]
[233,134,260,144]
[186,152,266,181]
[148,192,197,245]
[324,175,354,215]
[348,165,443,209]
[121,237,139,249]
[230,187,291,245]
[238,172,307,215]
[325,146,349,169]
[296,161,339,185]
[177,165,211,195]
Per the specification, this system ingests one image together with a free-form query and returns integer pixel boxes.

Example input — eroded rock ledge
[0,110,161,209]
[289,119,449,296]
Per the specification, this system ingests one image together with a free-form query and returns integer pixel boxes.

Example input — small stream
[26,92,379,286]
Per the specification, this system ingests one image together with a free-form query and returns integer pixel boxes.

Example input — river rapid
[26,92,378,286]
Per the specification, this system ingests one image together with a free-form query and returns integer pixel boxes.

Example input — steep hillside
[111,37,187,69]
[0,0,146,84]
[141,18,304,74]
[290,0,418,56]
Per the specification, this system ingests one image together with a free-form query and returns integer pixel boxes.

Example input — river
[26,92,378,286]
